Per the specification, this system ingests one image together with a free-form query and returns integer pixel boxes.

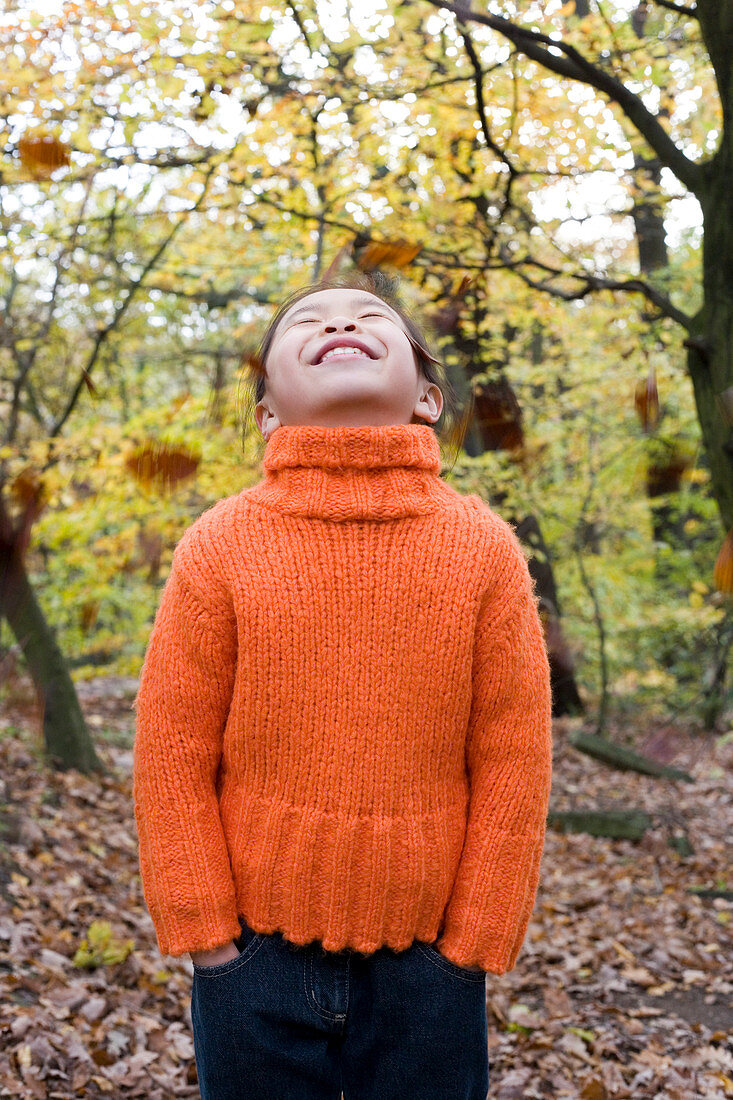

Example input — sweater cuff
[155,906,242,959]
[435,921,520,976]
[435,827,545,975]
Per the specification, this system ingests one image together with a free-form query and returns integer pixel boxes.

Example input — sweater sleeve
[435,524,553,975]
[132,534,241,957]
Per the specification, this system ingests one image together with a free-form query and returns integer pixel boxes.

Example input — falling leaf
[635,366,659,432]
[81,369,98,396]
[124,440,201,492]
[647,447,691,496]
[355,239,422,270]
[80,601,100,632]
[18,133,71,177]
[713,529,733,595]
[473,380,524,452]
[241,349,266,380]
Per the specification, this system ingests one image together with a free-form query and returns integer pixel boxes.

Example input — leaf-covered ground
[0,677,731,1099]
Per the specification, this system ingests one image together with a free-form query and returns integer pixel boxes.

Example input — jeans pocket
[192,920,265,977]
[416,940,486,982]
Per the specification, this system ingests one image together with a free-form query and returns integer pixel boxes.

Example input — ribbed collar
[245,423,446,520]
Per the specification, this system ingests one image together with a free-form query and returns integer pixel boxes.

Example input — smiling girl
[133,273,553,1099]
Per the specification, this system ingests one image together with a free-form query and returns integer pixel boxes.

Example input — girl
[133,273,553,1100]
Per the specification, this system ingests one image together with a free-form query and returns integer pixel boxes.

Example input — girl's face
[254,288,443,438]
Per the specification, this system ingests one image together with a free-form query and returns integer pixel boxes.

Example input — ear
[413,381,443,424]
[255,399,282,440]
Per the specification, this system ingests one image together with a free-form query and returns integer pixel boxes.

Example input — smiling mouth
[316,346,375,364]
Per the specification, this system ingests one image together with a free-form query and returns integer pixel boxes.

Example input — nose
[322,315,359,333]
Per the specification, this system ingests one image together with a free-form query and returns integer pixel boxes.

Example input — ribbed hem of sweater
[147,790,470,959]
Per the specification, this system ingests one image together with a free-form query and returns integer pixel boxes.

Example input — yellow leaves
[611,939,635,963]
[638,668,676,690]
[72,920,134,970]
[688,580,709,609]
[15,1044,32,1070]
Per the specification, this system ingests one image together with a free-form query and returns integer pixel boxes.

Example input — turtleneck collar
[245,423,447,520]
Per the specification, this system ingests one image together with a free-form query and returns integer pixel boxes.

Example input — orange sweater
[133,423,552,974]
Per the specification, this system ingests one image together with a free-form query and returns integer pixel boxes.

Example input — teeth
[319,346,368,362]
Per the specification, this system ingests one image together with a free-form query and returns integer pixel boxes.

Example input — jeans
[191,918,490,1099]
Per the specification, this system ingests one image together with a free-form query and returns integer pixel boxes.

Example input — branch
[455,21,516,181]
[499,246,693,328]
[426,1,704,196]
[48,165,219,440]
[286,1,315,52]
[652,0,698,16]
[142,282,272,309]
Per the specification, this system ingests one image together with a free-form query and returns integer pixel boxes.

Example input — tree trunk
[693,2,733,534]
[569,730,694,782]
[515,514,583,715]
[690,246,733,536]
[547,809,652,839]
[0,525,102,774]
[625,22,706,583]
[448,313,585,717]
[630,155,669,275]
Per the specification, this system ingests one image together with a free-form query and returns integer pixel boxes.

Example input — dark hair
[237,271,474,471]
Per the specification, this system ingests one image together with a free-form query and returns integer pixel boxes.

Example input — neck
[246,423,446,520]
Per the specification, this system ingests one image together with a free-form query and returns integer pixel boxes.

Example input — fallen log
[547,809,652,839]
[568,731,694,783]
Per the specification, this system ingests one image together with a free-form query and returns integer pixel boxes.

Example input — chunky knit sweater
[133,423,553,974]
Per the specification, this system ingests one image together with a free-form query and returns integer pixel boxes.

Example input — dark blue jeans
[191,919,489,1099]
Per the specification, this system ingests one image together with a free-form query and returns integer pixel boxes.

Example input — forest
[0,0,731,1096]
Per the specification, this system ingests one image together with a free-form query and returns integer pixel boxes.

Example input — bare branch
[652,0,698,16]
[143,282,272,309]
[286,1,315,52]
[48,165,219,440]
[455,21,516,182]
[499,246,693,328]
[426,0,705,196]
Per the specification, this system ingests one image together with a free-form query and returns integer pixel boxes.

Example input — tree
[2,0,724,757]
[424,0,731,539]
[0,3,251,770]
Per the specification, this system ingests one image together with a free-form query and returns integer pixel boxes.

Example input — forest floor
[0,674,731,1099]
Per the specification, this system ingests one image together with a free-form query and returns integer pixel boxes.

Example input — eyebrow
[282,295,400,325]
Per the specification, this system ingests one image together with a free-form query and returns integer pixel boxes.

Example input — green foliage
[22,388,259,679]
